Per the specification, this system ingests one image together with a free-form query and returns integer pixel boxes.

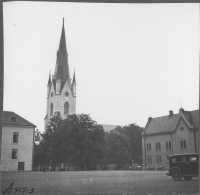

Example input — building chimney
[148,117,152,122]
[169,110,173,116]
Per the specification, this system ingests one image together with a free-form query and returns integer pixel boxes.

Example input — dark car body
[166,153,198,181]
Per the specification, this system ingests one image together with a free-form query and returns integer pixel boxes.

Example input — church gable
[175,117,192,138]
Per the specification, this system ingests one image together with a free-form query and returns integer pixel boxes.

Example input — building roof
[2,111,36,127]
[190,110,199,129]
[100,124,121,132]
[145,109,199,135]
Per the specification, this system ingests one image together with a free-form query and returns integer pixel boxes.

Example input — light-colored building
[1,111,36,171]
[44,19,76,131]
[142,108,198,170]
[101,124,121,132]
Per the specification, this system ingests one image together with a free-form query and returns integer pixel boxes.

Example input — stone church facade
[142,108,199,170]
[44,19,76,131]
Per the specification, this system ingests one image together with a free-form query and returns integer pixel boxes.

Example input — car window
[171,158,176,162]
[182,157,187,162]
[170,155,198,163]
[189,157,197,162]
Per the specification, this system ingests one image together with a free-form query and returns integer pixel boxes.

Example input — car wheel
[171,169,182,181]
[183,176,192,181]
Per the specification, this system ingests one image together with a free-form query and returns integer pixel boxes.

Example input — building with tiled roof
[142,108,199,170]
[1,111,36,171]
[3,111,36,127]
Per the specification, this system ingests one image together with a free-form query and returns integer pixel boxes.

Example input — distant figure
[43,166,46,173]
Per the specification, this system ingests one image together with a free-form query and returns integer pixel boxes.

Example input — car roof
[169,153,198,158]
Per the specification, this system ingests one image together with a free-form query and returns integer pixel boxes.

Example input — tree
[115,124,143,164]
[105,130,132,169]
[59,114,106,170]
[36,114,106,171]
[33,129,48,169]
[42,116,63,170]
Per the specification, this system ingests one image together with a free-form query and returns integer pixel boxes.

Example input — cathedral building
[44,19,76,131]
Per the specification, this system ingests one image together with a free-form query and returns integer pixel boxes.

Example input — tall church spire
[54,18,70,87]
[58,18,67,53]
[45,19,77,132]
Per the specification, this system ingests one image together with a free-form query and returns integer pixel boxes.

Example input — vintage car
[166,153,198,181]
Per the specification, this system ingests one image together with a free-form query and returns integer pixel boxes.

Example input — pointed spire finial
[72,68,76,85]
[47,70,52,86]
[62,17,65,24]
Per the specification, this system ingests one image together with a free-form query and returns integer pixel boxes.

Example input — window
[12,149,18,159]
[64,102,69,115]
[50,103,53,116]
[182,157,187,162]
[65,92,69,97]
[147,143,151,150]
[157,155,162,162]
[13,132,18,143]
[166,141,172,149]
[183,140,186,148]
[172,158,176,163]
[11,117,16,122]
[180,140,183,148]
[147,155,152,163]
[189,157,197,162]
[180,140,186,149]
[169,141,171,149]
[156,142,161,150]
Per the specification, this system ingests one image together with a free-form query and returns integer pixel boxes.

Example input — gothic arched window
[50,103,53,116]
[64,102,69,115]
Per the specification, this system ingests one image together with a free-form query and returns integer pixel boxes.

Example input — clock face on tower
[65,92,69,97]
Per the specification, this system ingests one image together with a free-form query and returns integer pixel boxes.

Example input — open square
[1,171,198,194]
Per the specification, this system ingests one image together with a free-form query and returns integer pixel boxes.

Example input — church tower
[44,19,76,131]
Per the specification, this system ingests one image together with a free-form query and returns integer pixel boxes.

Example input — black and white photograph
[1,1,199,194]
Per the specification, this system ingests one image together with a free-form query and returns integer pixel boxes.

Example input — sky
[3,2,199,132]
